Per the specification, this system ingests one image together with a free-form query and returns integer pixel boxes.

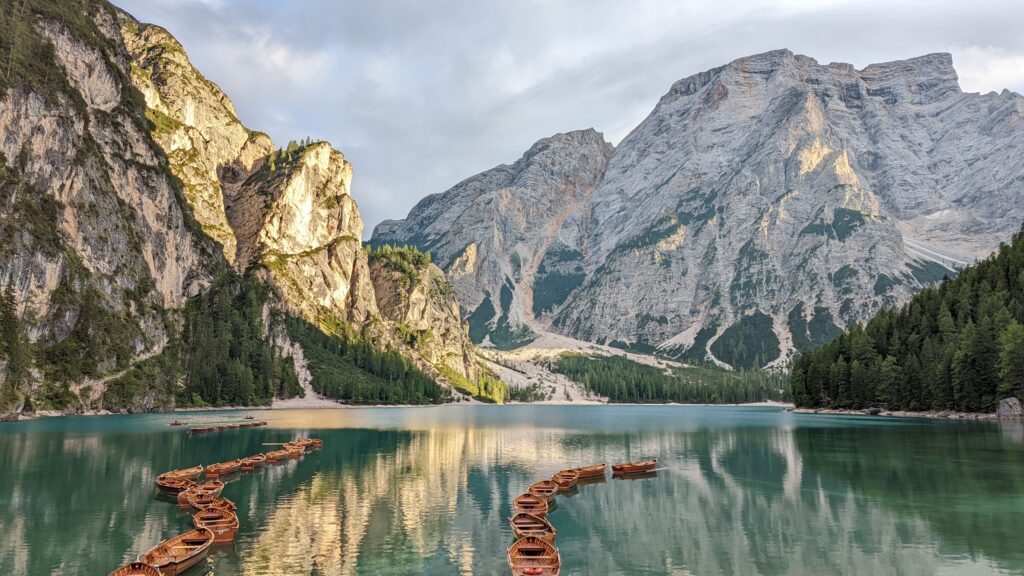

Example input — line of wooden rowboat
[508,458,658,576]
[184,421,268,434]
[108,436,323,576]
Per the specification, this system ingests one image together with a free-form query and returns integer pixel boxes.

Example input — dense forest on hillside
[550,353,790,403]
[791,227,1024,412]
[102,272,301,410]
[285,316,452,405]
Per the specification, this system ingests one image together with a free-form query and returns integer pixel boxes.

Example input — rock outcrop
[998,397,1023,420]
[374,129,613,349]
[0,3,219,412]
[368,252,476,380]
[0,1,481,413]
[121,18,274,263]
[374,49,1024,368]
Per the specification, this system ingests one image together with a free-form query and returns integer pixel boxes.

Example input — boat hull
[240,455,266,469]
[108,561,160,576]
[570,463,606,479]
[140,529,214,576]
[512,494,549,517]
[551,470,579,492]
[204,460,241,477]
[507,536,561,576]
[528,481,558,503]
[611,459,658,475]
[154,475,195,494]
[193,509,239,543]
[509,513,557,544]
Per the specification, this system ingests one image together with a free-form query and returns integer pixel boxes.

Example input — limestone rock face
[0,8,217,389]
[375,50,1024,367]
[369,259,476,379]
[235,143,378,326]
[0,3,480,413]
[373,129,613,348]
[120,17,274,263]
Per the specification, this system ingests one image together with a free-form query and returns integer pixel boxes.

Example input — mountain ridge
[374,48,1024,368]
[0,0,499,415]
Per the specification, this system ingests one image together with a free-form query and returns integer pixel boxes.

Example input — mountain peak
[519,128,612,164]
[859,52,960,101]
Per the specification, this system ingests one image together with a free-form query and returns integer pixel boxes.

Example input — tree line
[791,226,1024,412]
[0,282,29,411]
[285,316,451,405]
[178,271,298,406]
[550,353,790,404]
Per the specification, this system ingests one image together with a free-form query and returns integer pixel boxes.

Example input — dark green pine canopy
[791,225,1024,413]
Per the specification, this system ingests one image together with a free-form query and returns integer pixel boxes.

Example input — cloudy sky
[114,0,1024,237]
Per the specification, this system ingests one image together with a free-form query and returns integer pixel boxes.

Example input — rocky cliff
[374,49,1024,368]
[0,2,219,412]
[374,129,613,349]
[0,0,484,414]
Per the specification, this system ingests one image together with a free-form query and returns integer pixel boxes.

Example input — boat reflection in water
[1,407,1024,575]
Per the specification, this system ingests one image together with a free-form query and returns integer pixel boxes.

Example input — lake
[1,406,1023,575]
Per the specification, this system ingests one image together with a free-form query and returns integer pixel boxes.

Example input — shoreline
[2,400,795,421]
[789,407,1001,421]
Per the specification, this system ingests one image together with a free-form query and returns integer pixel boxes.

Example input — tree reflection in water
[1,408,1022,575]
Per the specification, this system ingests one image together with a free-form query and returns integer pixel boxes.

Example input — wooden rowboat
[570,463,606,479]
[139,528,214,576]
[108,561,161,576]
[155,475,196,494]
[164,465,203,481]
[551,470,579,492]
[283,442,304,457]
[205,497,237,513]
[265,449,290,462]
[528,480,559,503]
[611,459,658,476]
[177,480,224,507]
[168,420,188,427]
[513,493,549,517]
[204,459,242,477]
[188,426,220,434]
[192,507,239,543]
[186,488,237,511]
[240,454,266,469]
[507,536,560,576]
[509,513,557,544]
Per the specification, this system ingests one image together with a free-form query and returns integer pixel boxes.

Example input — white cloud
[951,44,1024,94]
[112,0,1024,236]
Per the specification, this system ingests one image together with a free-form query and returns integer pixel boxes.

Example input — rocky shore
[789,407,999,420]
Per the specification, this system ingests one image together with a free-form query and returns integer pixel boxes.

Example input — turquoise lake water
[1,405,1023,575]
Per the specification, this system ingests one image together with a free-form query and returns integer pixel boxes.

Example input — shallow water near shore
[2,405,1024,575]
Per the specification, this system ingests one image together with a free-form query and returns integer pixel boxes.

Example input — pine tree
[0,281,15,357]
[999,321,1024,398]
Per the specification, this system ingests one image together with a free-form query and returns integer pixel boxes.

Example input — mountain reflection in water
[0,406,1022,575]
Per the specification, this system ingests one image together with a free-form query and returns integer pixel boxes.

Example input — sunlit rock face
[0,4,480,413]
[376,50,1024,366]
[121,16,274,264]
[369,258,477,379]
[120,16,377,328]
[114,9,476,383]
[0,9,219,390]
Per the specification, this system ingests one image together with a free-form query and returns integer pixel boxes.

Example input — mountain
[374,49,1024,368]
[791,225,1024,413]
[374,129,613,349]
[0,1,495,415]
